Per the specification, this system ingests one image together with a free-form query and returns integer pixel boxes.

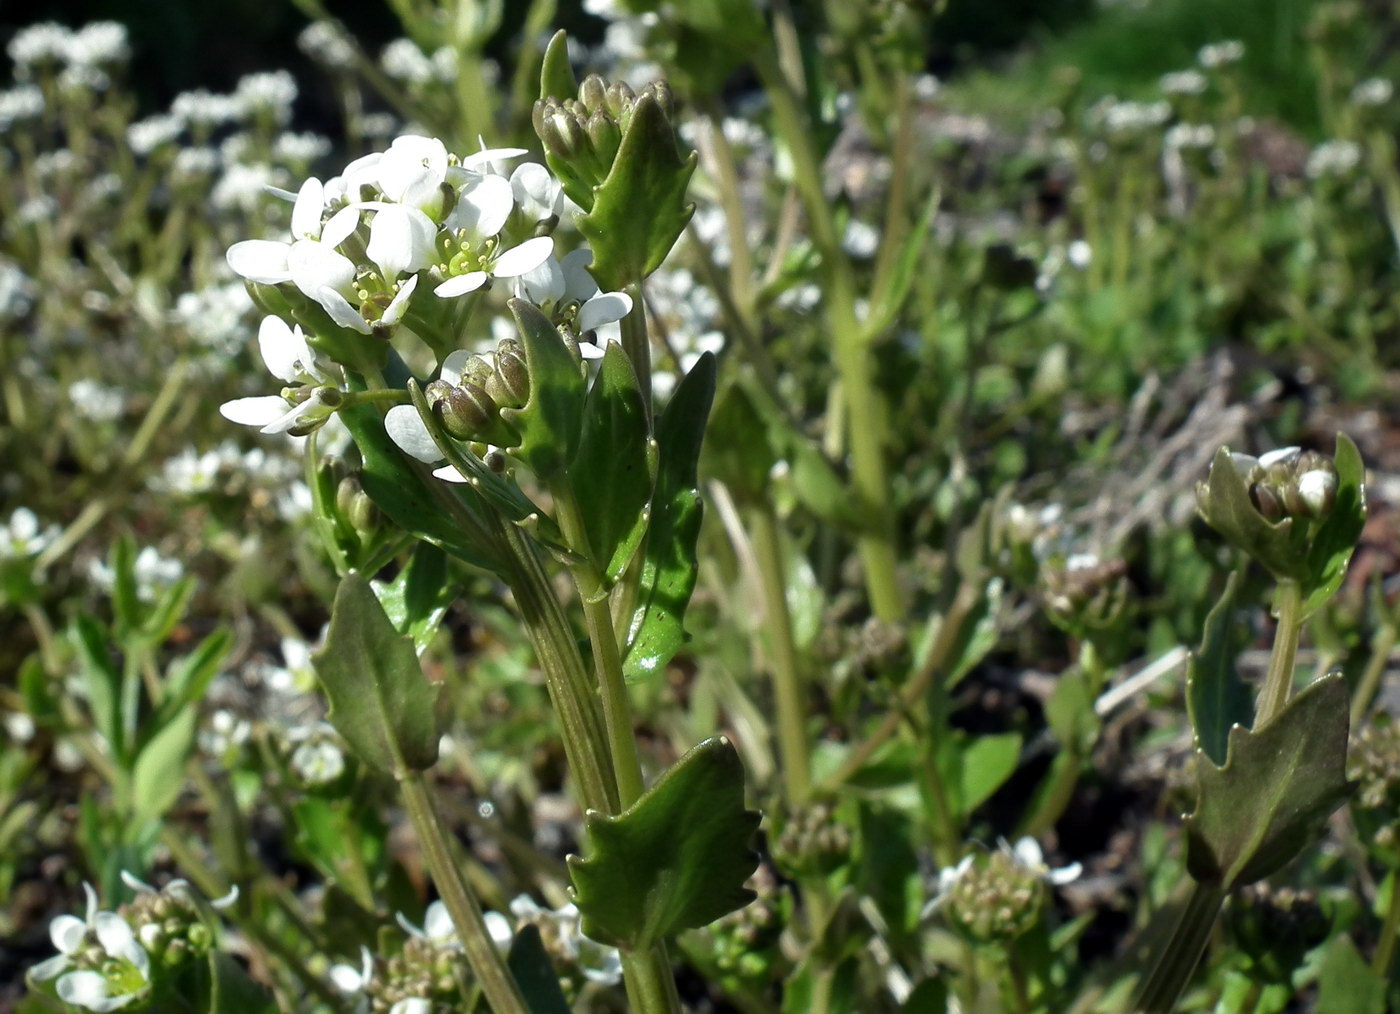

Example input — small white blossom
[127,115,183,156]
[381,39,437,84]
[396,900,459,947]
[1307,139,1362,179]
[0,86,44,130]
[234,70,297,124]
[68,379,126,423]
[1,507,59,561]
[8,23,72,75]
[64,22,129,67]
[1160,69,1207,95]
[171,89,241,129]
[298,22,356,69]
[88,547,184,602]
[1352,77,1393,108]
[1198,40,1244,68]
[288,723,347,784]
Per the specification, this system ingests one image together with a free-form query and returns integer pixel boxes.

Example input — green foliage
[312,573,442,775]
[572,343,656,582]
[621,352,715,681]
[577,93,698,290]
[1185,673,1357,888]
[1186,571,1252,766]
[569,737,760,949]
[501,299,588,479]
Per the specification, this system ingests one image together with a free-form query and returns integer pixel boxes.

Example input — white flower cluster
[88,546,184,602]
[1,507,59,561]
[221,133,635,444]
[1307,139,1362,179]
[7,21,129,86]
[1197,39,1244,69]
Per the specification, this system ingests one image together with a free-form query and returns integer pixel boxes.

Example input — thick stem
[621,945,683,1014]
[1134,882,1227,1014]
[398,771,529,1014]
[1257,580,1303,727]
[748,503,811,808]
[549,476,647,808]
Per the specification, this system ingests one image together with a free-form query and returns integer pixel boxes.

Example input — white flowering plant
[4,3,1400,1014]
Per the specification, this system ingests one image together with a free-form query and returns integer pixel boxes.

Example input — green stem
[622,280,652,416]
[755,49,903,623]
[1351,621,1395,728]
[1373,869,1400,976]
[1134,881,1227,1013]
[621,946,682,1014]
[1258,580,1303,727]
[398,771,530,1014]
[549,475,646,808]
[748,503,811,808]
[497,518,619,815]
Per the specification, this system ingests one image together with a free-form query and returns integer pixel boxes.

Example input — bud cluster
[773,801,853,878]
[424,339,529,449]
[1348,719,1400,856]
[534,77,675,210]
[1223,447,1339,524]
[942,848,1045,943]
[1041,553,1130,634]
[368,937,468,1014]
[122,889,214,971]
[709,866,784,983]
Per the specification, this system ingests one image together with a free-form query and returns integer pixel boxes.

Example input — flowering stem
[398,770,530,1014]
[621,945,683,1014]
[748,503,811,808]
[549,475,646,808]
[1258,579,1303,727]
[1134,881,1227,1013]
[754,49,903,623]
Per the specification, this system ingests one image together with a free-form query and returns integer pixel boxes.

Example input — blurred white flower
[8,23,73,76]
[171,89,241,130]
[1306,140,1362,179]
[1351,77,1394,108]
[0,86,44,131]
[1198,40,1244,68]
[126,115,183,157]
[68,379,125,423]
[298,22,356,69]
[234,70,297,124]
[1,507,59,561]
[33,884,153,1012]
[63,22,129,68]
[396,900,459,947]
[288,723,347,784]
[1159,69,1207,96]
[88,546,184,602]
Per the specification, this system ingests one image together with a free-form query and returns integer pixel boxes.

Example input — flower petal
[56,970,114,1009]
[577,292,632,332]
[210,885,240,910]
[433,272,487,298]
[431,464,468,483]
[258,316,302,383]
[449,173,514,241]
[320,203,363,250]
[389,999,432,1014]
[560,248,599,300]
[367,205,436,280]
[439,349,473,386]
[460,146,528,170]
[29,954,71,982]
[226,240,291,285]
[384,405,442,463]
[288,240,356,301]
[291,177,325,240]
[381,274,419,326]
[95,912,147,978]
[423,900,456,943]
[484,911,513,950]
[314,286,372,335]
[50,915,87,955]
[1048,862,1083,886]
[220,396,291,427]
[491,236,554,278]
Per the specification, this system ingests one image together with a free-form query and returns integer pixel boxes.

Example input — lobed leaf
[1185,571,1253,767]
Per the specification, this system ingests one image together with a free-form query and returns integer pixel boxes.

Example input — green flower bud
[579,74,608,115]
[494,343,531,408]
[945,849,1045,944]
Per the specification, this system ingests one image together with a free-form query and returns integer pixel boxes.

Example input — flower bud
[944,849,1045,943]
[579,74,608,115]
[494,343,531,407]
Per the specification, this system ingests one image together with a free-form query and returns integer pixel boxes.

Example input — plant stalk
[398,771,530,1014]
[1134,881,1227,1013]
[1258,580,1303,727]
[1374,870,1400,977]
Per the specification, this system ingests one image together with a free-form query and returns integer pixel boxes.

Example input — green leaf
[1186,571,1252,766]
[152,629,231,734]
[578,94,697,290]
[131,708,195,825]
[141,576,196,644]
[1044,667,1100,754]
[501,299,588,478]
[1185,672,1356,888]
[312,573,441,775]
[109,535,141,635]
[1317,934,1386,1014]
[571,342,655,582]
[956,732,1022,818]
[622,352,715,681]
[1303,432,1367,615]
[568,736,760,950]
[72,614,122,758]
[208,952,278,1014]
[703,378,774,502]
[372,542,454,655]
[539,29,576,103]
[508,924,571,1014]
[339,398,502,573]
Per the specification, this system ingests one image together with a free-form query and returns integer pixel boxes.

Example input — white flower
[220,316,344,435]
[234,70,297,124]
[64,22,129,67]
[390,999,432,1014]
[329,946,374,993]
[1307,140,1362,179]
[381,39,437,84]
[506,896,623,985]
[509,162,564,222]
[288,723,347,784]
[512,248,633,355]
[1297,469,1337,514]
[120,870,240,910]
[384,404,467,484]
[127,115,183,156]
[8,23,72,73]
[299,22,356,69]
[1,507,59,561]
[34,886,153,1012]
[0,86,44,130]
[171,89,241,129]
[999,837,1082,886]
[1198,40,1244,68]
[1352,77,1394,108]
[396,900,459,947]
[1159,69,1207,96]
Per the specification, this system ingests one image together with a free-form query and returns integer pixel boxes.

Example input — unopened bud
[605,80,635,119]
[445,383,499,439]
[579,74,608,115]
[494,344,531,407]
[1250,482,1285,523]
[587,110,622,166]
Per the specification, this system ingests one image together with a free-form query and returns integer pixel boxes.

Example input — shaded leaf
[501,299,587,479]
[569,737,760,950]
[1185,673,1356,888]
[72,614,122,759]
[957,732,1022,818]
[578,95,697,290]
[1185,571,1252,766]
[508,925,571,1014]
[208,952,278,1014]
[152,629,231,734]
[1317,934,1386,1014]
[312,573,441,774]
[572,342,655,582]
[622,353,715,681]
[372,542,453,655]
